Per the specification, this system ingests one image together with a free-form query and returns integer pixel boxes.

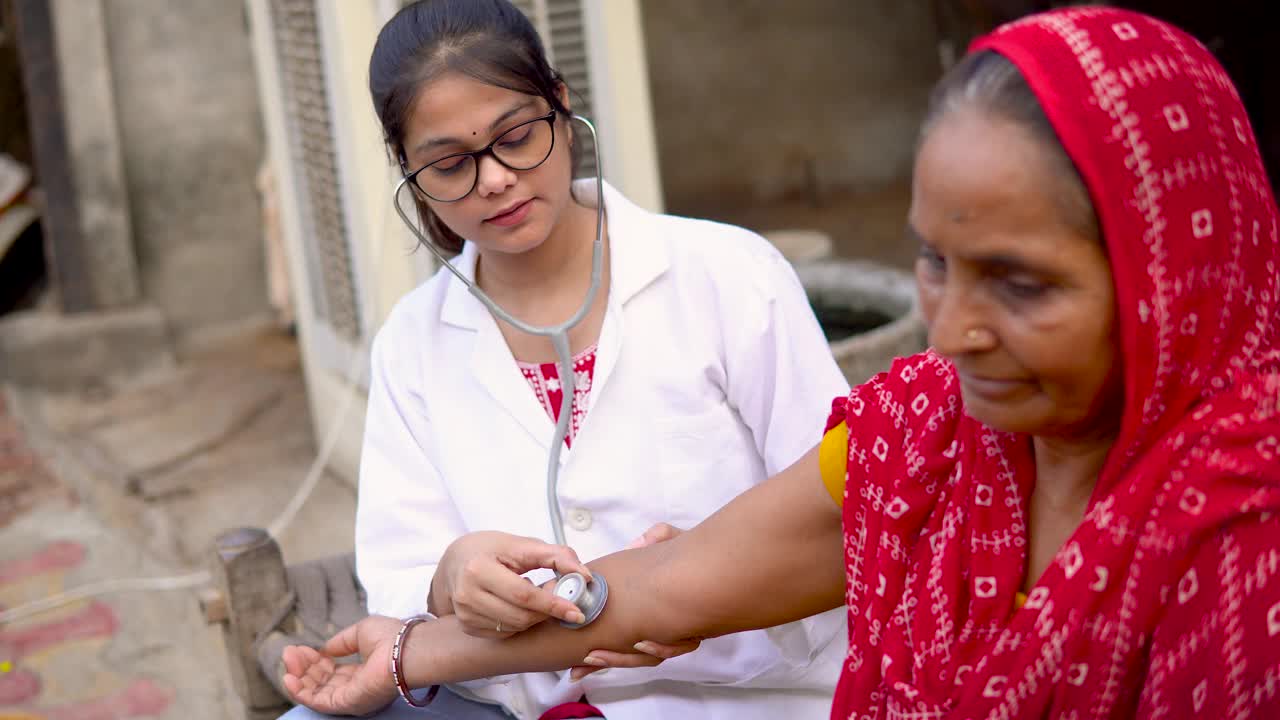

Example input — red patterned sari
[829,8,1280,719]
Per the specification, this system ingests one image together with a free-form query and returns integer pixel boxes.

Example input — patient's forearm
[401,544,694,687]
[402,446,846,687]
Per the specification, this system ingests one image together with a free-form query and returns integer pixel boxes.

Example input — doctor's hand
[431,530,593,638]
[281,614,401,717]
[570,523,702,681]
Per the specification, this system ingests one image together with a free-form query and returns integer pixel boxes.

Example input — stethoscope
[392,114,607,627]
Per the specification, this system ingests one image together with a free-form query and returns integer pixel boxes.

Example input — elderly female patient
[282,8,1280,719]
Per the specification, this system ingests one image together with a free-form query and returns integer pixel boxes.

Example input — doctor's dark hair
[920,50,1099,244]
[370,0,577,254]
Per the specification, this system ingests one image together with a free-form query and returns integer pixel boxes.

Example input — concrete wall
[51,0,141,310]
[1,16,32,168]
[639,0,940,210]
[99,0,268,339]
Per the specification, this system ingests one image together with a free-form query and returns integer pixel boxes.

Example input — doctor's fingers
[497,537,593,582]
[624,522,685,549]
[453,590,549,638]
[585,638,701,667]
[458,554,586,626]
[569,639,702,681]
[488,569,589,626]
[568,647,667,682]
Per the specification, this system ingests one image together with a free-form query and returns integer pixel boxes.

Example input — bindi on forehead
[411,97,537,157]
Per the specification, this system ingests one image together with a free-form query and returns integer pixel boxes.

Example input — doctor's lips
[485,198,534,226]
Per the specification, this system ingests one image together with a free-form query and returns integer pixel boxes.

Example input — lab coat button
[568,508,592,531]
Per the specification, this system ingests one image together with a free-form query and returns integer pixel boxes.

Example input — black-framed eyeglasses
[403,110,557,203]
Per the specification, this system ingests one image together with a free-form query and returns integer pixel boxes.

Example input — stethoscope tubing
[391,114,606,549]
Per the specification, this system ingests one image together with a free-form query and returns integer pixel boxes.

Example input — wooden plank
[211,526,292,711]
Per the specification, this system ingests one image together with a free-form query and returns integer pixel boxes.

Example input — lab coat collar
[439,179,669,331]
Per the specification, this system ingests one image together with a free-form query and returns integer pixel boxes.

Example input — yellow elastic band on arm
[818,420,849,508]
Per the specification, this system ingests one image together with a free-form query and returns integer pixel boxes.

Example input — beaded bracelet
[390,614,441,707]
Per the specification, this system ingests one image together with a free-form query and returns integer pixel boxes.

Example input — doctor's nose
[475,153,517,198]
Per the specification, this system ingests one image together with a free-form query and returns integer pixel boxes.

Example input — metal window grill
[269,0,363,341]
[535,0,597,179]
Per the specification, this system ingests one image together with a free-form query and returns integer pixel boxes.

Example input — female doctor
[282,1,850,718]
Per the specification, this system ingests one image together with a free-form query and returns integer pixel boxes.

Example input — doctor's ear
[555,82,572,114]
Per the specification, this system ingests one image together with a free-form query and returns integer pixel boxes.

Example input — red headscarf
[829,7,1280,719]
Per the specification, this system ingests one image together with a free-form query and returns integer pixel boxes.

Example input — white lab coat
[356,180,851,720]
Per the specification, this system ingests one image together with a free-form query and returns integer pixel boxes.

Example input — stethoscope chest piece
[554,571,608,629]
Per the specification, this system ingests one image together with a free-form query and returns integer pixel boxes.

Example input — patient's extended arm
[283,445,845,715]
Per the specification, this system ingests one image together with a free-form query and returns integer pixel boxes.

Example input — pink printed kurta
[517,344,597,448]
